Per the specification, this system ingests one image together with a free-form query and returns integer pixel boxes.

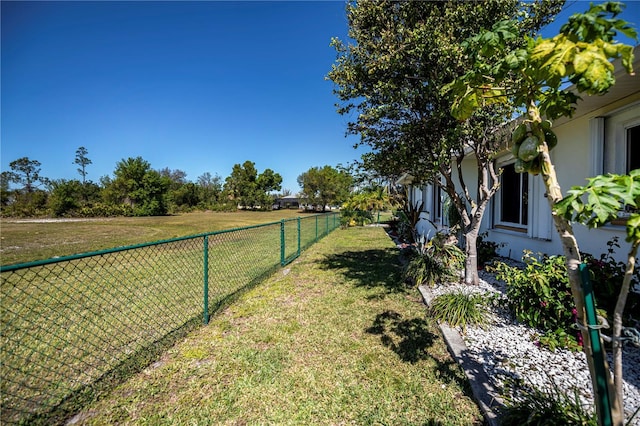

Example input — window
[603,103,640,175]
[433,184,442,222]
[497,163,528,230]
[627,125,640,172]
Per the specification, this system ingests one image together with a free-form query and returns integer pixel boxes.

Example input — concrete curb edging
[418,285,504,426]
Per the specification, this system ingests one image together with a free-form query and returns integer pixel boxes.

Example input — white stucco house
[401,45,639,263]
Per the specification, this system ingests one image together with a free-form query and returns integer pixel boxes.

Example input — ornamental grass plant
[429,291,490,332]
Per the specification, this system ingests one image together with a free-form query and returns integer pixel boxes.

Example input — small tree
[74,147,92,185]
[197,172,223,208]
[556,171,640,418]
[7,157,48,194]
[448,2,636,423]
[223,161,282,210]
[297,165,353,211]
[105,157,170,216]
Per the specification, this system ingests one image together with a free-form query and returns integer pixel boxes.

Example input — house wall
[408,186,439,239]
[483,93,640,263]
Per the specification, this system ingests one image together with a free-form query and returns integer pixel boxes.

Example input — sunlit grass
[0,209,305,265]
[1,214,337,424]
[70,226,483,425]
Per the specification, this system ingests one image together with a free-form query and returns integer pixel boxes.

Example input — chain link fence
[1,213,339,425]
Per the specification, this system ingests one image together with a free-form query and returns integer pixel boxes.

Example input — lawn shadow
[366,310,437,363]
[318,248,407,294]
[366,310,478,404]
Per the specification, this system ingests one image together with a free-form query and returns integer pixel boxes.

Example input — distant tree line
[0,148,360,218]
[0,148,291,217]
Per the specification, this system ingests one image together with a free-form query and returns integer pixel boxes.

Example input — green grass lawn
[0,210,306,265]
[1,213,340,425]
[68,226,483,425]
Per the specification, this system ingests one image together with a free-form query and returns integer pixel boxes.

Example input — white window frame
[494,156,530,234]
[603,102,640,175]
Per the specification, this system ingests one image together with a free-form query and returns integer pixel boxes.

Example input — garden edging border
[418,285,503,426]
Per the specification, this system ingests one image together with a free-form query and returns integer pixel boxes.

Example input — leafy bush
[429,291,489,331]
[340,208,374,228]
[477,232,505,267]
[405,250,448,287]
[582,237,640,324]
[78,203,134,217]
[398,199,424,243]
[501,378,596,425]
[490,251,580,350]
[404,233,464,287]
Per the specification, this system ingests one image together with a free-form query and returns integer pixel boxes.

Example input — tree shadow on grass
[366,310,476,401]
[366,310,437,363]
[318,248,407,295]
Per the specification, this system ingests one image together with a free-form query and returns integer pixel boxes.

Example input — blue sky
[2,1,638,193]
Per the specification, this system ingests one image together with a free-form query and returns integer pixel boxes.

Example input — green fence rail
[0,213,340,425]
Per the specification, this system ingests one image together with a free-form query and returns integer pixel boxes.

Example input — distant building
[274,195,301,209]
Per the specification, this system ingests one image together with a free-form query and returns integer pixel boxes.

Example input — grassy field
[0,210,308,265]
[67,226,482,425]
[1,212,342,425]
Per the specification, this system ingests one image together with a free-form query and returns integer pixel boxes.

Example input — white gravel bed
[429,267,640,424]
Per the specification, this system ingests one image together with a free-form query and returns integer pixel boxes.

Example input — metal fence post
[203,235,209,325]
[280,219,285,266]
[579,263,613,426]
[297,217,301,257]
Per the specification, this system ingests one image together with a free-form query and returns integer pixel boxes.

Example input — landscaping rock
[423,267,640,425]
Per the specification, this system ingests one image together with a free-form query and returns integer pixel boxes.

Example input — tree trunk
[613,241,638,419]
[464,229,479,285]
[538,146,622,426]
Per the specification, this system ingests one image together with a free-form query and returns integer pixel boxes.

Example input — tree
[448,2,636,423]
[223,161,282,210]
[297,165,353,211]
[159,168,196,212]
[279,188,293,197]
[328,0,563,284]
[74,147,92,184]
[0,171,11,206]
[105,157,170,216]
[48,179,101,216]
[49,179,84,216]
[169,182,200,211]
[6,157,48,193]
[556,172,640,424]
[197,172,223,207]
[159,168,188,189]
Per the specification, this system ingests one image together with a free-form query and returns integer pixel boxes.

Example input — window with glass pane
[433,184,442,221]
[500,163,528,226]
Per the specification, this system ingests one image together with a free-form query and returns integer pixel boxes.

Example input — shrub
[501,378,596,425]
[405,250,448,287]
[78,203,134,217]
[429,291,489,331]
[476,232,505,267]
[404,233,464,287]
[582,237,640,324]
[490,251,580,351]
[340,208,373,228]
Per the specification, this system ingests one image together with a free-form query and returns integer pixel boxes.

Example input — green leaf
[531,35,576,80]
[627,213,640,243]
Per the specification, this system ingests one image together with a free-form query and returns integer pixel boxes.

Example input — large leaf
[626,213,640,243]
[555,172,640,230]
